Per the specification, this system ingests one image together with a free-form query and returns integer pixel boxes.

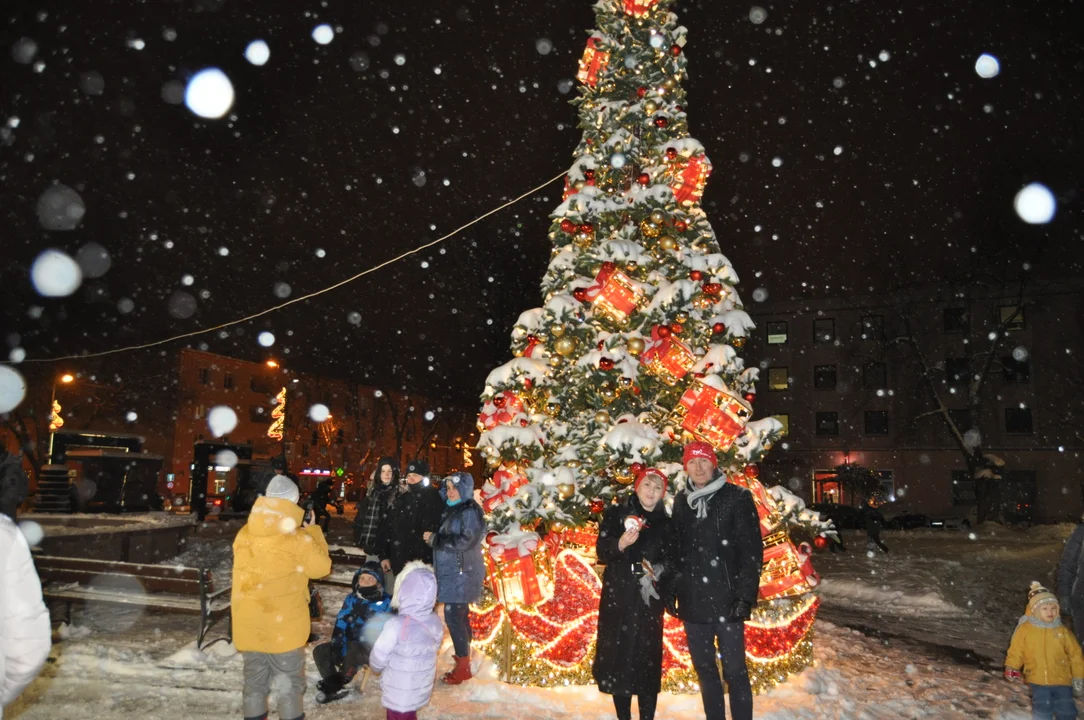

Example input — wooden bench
[33,555,232,649]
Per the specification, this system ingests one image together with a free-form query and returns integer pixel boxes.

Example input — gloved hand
[1003,667,1022,683]
[663,572,683,617]
[1073,678,1084,697]
[639,572,660,607]
[728,599,753,622]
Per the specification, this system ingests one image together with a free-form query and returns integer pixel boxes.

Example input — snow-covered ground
[7,519,1074,719]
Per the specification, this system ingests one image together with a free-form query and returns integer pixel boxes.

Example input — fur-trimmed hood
[392,560,437,616]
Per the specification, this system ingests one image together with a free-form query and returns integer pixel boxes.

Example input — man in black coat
[378,459,443,576]
[670,442,763,720]
[0,449,30,520]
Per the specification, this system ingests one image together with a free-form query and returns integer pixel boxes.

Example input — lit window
[766,321,788,345]
[768,367,790,391]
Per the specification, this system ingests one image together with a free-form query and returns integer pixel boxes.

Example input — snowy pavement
[8,519,1076,719]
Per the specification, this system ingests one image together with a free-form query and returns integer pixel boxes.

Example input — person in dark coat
[593,467,673,720]
[424,471,485,685]
[1058,516,1084,633]
[312,561,392,704]
[0,450,29,521]
[354,457,400,563]
[378,459,443,576]
[311,478,335,532]
[861,495,889,554]
[670,442,763,720]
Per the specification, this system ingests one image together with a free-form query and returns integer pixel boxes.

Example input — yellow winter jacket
[1005,616,1084,686]
[231,496,332,653]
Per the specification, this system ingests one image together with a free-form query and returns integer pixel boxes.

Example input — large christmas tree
[470,0,824,693]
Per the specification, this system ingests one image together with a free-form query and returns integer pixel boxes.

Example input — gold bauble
[663,77,677,89]
[625,261,638,273]
[555,336,577,356]
[675,312,689,324]
[486,455,502,468]
[627,337,646,356]
[640,219,662,238]
[551,324,566,337]
[644,100,658,115]
[573,230,594,249]
[692,292,714,310]
[566,459,582,469]
[613,470,635,486]
[545,401,561,416]
[557,483,576,500]
[659,235,678,251]
[594,410,612,425]
[732,336,747,349]
[550,521,566,532]
[549,354,563,367]
[649,209,667,224]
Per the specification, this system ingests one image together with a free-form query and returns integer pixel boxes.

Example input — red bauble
[670,45,682,56]
[654,117,668,128]
[573,288,589,302]
[743,392,756,403]
[674,105,684,113]
[744,463,759,479]
[702,282,723,296]
[590,498,606,514]
[656,325,672,338]
[814,535,829,551]
[712,322,726,335]
[669,322,683,335]
[578,223,594,234]
[689,270,704,282]
[636,173,651,186]
[527,334,539,343]
[486,531,499,546]
[630,462,646,476]
[560,219,576,233]
[674,220,688,232]
[599,357,615,371]
[665,147,678,160]
[583,169,596,181]
[523,377,534,389]
[637,87,647,99]
[493,394,507,408]
[601,261,616,273]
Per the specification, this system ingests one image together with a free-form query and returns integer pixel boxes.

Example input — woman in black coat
[592,468,673,720]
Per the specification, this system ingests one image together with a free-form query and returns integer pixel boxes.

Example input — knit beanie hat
[682,441,717,468]
[265,474,300,504]
[634,467,668,495]
[405,459,430,477]
[1026,581,1059,615]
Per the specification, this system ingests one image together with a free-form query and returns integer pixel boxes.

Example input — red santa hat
[634,467,667,495]
[682,441,718,467]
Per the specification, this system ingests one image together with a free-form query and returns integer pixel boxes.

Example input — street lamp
[266,360,279,368]
[48,373,75,462]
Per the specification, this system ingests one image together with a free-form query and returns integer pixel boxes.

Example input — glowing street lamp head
[60,374,75,383]
[266,360,279,368]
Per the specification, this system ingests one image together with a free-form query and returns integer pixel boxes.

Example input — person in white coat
[1,515,51,716]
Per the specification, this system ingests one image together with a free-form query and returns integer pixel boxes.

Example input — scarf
[685,473,726,519]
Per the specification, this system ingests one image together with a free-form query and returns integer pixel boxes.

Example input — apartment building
[744,281,1084,522]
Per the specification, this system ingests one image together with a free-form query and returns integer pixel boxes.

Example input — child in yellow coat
[1005,582,1084,719]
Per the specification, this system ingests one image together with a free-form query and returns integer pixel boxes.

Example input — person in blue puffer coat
[423,471,484,685]
[312,561,392,704]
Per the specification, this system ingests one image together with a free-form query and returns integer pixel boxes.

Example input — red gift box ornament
[478,390,526,431]
[639,324,695,386]
[670,154,712,206]
[481,466,530,513]
[576,35,609,89]
[727,470,782,536]
[758,531,813,601]
[672,379,753,451]
[583,265,644,325]
[486,531,544,608]
[623,0,660,18]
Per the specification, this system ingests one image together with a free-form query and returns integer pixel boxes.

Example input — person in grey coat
[1058,517,1084,633]
[423,471,484,686]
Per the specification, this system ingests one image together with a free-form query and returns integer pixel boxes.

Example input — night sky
[2,0,1081,405]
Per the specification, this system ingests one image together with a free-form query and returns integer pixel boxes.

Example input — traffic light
[336,429,345,445]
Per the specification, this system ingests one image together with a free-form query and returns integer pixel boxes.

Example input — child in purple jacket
[368,560,444,720]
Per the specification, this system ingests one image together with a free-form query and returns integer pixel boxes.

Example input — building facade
[744,281,1084,523]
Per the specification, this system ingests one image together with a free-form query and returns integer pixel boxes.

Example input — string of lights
[15,170,568,364]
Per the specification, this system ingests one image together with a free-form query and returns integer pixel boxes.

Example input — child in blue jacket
[313,560,391,703]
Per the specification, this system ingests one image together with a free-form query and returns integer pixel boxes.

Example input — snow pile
[57,622,92,640]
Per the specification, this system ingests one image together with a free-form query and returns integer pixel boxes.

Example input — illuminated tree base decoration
[470,547,820,694]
